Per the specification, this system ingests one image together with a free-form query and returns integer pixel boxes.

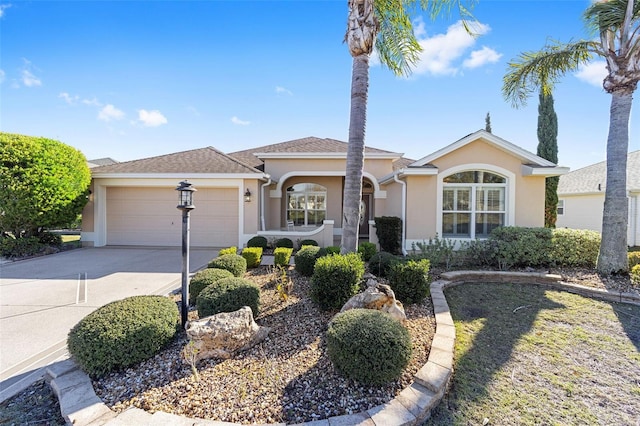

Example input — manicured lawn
[426,283,640,426]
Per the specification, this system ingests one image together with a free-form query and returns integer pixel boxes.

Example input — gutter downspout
[260,177,271,231]
[393,172,408,256]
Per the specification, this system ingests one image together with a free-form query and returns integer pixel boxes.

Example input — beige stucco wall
[243,179,260,236]
[405,175,438,240]
[263,157,395,181]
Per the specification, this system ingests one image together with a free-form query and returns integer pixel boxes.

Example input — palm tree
[341,0,474,253]
[503,0,640,275]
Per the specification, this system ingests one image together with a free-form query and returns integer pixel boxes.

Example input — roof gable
[558,150,640,194]
[91,147,262,175]
[410,129,557,168]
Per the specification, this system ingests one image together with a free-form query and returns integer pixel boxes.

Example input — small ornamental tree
[536,92,559,228]
[0,133,91,237]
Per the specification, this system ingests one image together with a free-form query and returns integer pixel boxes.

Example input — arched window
[286,183,327,226]
[442,170,506,238]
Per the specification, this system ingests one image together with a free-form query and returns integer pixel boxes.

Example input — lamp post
[176,180,196,328]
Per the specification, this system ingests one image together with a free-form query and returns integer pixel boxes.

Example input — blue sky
[1,0,638,171]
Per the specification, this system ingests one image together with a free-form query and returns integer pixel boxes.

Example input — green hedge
[196,277,260,318]
[295,245,323,277]
[299,239,318,247]
[368,251,400,278]
[218,246,238,256]
[628,252,640,269]
[188,268,234,305]
[274,247,293,267]
[327,309,412,385]
[242,247,263,268]
[0,236,44,258]
[631,264,640,286]
[388,259,431,304]
[275,238,294,249]
[67,296,178,377]
[310,253,364,311]
[549,228,601,267]
[374,216,402,255]
[357,242,377,262]
[208,254,247,277]
[247,236,268,249]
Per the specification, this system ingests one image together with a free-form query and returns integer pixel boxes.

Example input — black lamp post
[176,180,196,328]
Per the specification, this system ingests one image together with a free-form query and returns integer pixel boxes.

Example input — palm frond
[503,40,598,108]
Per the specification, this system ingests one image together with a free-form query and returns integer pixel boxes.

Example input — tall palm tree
[341,0,474,253]
[503,0,640,275]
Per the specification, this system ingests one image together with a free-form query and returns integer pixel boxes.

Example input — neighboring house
[556,150,640,247]
[81,130,567,251]
[87,157,119,168]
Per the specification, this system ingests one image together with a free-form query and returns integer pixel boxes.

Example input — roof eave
[92,172,269,180]
[521,166,570,177]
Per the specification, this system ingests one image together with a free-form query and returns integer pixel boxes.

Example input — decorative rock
[340,279,406,320]
[185,306,270,361]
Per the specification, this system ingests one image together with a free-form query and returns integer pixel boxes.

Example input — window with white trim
[557,199,564,216]
[442,171,506,238]
[286,183,327,226]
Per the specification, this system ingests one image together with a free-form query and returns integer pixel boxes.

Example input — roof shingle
[558,150,640,194]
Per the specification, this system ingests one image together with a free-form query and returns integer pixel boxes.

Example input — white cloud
[231,116,250,126]
[413,19,495,76]
[138,109,167,127]
[0,69,4,84]
[98,104,125,122]
[0,4,11,18]
[22,69,41,87]
[59,92,79,104]
[463,46,502,69]
[82,97,101,106]
[575,60,607,87]
[276,86,293,96]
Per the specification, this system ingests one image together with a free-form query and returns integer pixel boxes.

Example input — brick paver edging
[45,271,639,426]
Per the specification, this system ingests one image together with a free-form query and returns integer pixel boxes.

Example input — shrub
[275,238,294,249]
[388,259,431,304]
[550,228,601,267]
[357,242,377,262]
[218,246,238,256]
[325,246,340,255]
[241,247,263,268]
[631,264,640,286]
[247,236,268,249]
[489,226,553,269]
[327,309,412,385]
[196,277,260,318]
[374,216,403,255]
[67,296,178,377]
[38,232,63,247]
[412,235,457,269]
[0,236,44,258]
[628,251,640,269]
[299,239,318,247]
[188,268,234,305]
[368,251,400,278]
[295,245,323,276]
[274,247,293,267]
[208,254,247,277]
[310,253,364,311]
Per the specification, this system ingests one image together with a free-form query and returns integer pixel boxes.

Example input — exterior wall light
[244,188,252,202]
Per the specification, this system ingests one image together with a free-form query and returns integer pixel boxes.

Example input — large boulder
[185,306,270,361]
[340,278,406,320]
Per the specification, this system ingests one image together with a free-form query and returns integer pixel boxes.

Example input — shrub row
[208,254,247,277]
[188,268,234,305]
[310,252,364,311]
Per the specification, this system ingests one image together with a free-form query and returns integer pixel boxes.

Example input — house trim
[254,152,402,161]
[521,165,570,176]
[269,170,387,199]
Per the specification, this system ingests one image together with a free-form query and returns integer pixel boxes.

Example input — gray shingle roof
[88,157,118,167]
[228,136,406,169]
[90,147,261,174]
[558,150,640,194]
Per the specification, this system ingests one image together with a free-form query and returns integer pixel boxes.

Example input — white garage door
[106,187,239,247]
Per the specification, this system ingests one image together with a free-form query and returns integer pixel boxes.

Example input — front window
[557,199,565,216]
[442,171,506,238]
[286,183,327,226]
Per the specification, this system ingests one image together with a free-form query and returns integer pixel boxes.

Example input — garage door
[106,187,239,247]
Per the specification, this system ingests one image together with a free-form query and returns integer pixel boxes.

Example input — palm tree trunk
[597,90,631,274]
[341,54,369,253]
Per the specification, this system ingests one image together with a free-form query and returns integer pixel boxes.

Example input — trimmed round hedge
[327,309,412,385]
[247,235,268,249]
[67,295,179,377]
[188,268,234,305]
[196,277,260,318]
[208,254,247,277]
[310,253,364,311]
[295,245,323,277]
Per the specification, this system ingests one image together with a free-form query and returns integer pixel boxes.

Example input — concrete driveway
[0,246,218,401]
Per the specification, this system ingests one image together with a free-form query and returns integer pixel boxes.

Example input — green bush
[247,235,268,249]
[631,264,640,286]
[368,251,400,278]
[275,238,294,249]
[357,242,377,262]
[0,236,44,258]
[326,309,412,385]
[388,259,431,304]
[274,247,293,267]
[310,253,364,311]
[489,227,553,269]
[188,268,234,305]
[550,228,601,267]
[242,247,263,268]
[411,235,457,269]
[628,252,640,269]
[67,296,178,377]
[299,239,318,247]
[208,254,247,277]
[374,216,403,255]
[38,232,63,247]
[295,245,323,276]
[196,277,260,318]
[218,246,238,256]
[325,246,340,255]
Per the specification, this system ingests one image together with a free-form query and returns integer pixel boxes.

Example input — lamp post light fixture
[244,188,252,202]
[176,180,196,328]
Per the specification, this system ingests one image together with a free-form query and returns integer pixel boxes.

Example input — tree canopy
[0,132,91,237]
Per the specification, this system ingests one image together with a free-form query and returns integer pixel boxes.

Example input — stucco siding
[514,176,546,227]
[405,175,437,240]
[556,194,604,232]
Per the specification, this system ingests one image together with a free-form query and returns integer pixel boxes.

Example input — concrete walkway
[0,246,218,402]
